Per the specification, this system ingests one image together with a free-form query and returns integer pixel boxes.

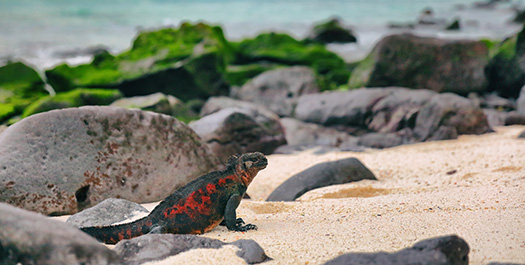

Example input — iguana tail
[80,216,154,244]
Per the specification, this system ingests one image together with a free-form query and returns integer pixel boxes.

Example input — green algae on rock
[22,88,122,118]
[45,22,233,101]
[0,61,48,122]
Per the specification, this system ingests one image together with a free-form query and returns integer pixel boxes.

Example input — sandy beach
[51,125,524,264]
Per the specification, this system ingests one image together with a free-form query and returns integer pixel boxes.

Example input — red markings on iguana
[80,152,267,244]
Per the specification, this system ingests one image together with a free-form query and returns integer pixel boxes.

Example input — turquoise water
[0,0,522,68]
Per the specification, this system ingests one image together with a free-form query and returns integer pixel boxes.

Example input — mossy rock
[45,22,233,101]
[22,88,122,118]
[349,33,489,94]
[0,61,48,122]
[485,25,525,98]
[307,18,357,44]
[232,32,350,90]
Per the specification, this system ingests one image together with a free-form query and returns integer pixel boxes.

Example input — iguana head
[229,152,268,186]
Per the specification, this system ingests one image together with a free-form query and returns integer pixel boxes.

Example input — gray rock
[517,85,525,114]
[481,93,515,111]
[113,234,269,265]
[267,157,376,201]
[0,106,220,215]
[414,93,492,141]
[295,88,394,127]
[504,111,525,125]
[357,132,406,149]
[483,108,508,127]
[487,263,525,265]
[368,88,436,133]
[232,66,320,117]
[67,198,149,228]
[0,202,119,265]
[200,96,284,135]
[189,107,286,163]
[280,117,357,147]
[324,235,469,265]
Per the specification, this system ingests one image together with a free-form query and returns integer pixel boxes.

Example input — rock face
[307,18,357,44]
[232,66,320,117]
[66,198,149,228]
[0,106,219,215]
[113,234,269,265]
[0,202,119,265]
[45,23,231,101]
[324,235,469,265]
[267,157,376,201]
[294,88,491,145]
[349,34,489,94]
[189,107,286,162]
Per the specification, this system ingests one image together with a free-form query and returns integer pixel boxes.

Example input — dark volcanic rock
[0,202,119,265]
[267,157,376,201]
[66,198,149,228]
[189,107,286,163]
[307,18,357,44]
[414,93,492,141]
[232,66,320,117]
[324,235,469,265]
[113,234,269,264]
[349,34,489,94]
[0,106,220,215]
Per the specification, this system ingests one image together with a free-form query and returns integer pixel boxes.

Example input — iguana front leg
[224,194,257,232]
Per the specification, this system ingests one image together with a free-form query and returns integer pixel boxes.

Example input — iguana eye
[244,161,253,168]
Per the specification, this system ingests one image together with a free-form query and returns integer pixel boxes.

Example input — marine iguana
[80,152,267,244]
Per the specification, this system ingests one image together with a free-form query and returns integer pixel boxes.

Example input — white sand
[55,126,525,264]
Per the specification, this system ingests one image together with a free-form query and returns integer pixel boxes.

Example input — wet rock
[189,107,286,163]
[280,117,357,147]
[349,34,489,94]
[232,66,320,117]
[0,106,219,215]
[0,202,119,265]
[414,93,492,141]
[67,198,149,228]
[113,234,269,264]
[267,157,376,201]
[324,235,469,265]
[307,18,357,44]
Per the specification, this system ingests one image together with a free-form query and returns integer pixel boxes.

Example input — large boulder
[0,61,48,123]
[232,32,350,90]
[324,235,469,265]
[189,107,286,163]
[0,106,219,215]
[22,88,123,118]
[485,25,525,98]
[0,202,119,265]
[231,66,320,117]
[349,34,490,95]
[45,22,232,101]
[307,18,357,44]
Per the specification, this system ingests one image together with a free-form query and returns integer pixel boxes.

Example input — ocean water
[0,0,523,68]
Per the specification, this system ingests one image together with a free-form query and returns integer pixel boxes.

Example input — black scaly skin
[80,152,268,244]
